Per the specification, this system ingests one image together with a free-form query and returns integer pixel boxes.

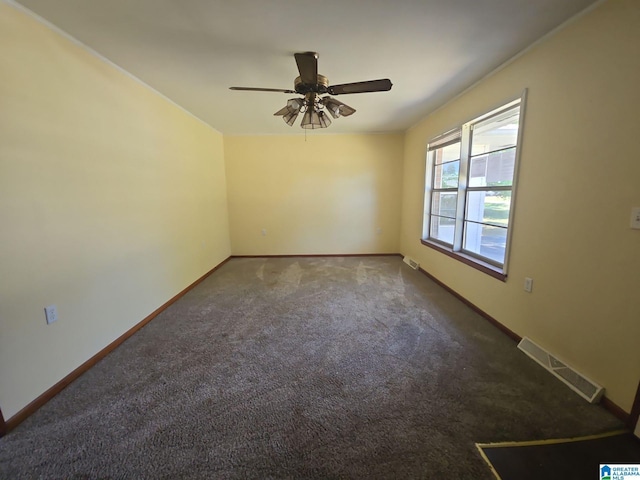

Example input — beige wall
[225,134,403,255]
[400,0,640,411]
[0,4,231,418]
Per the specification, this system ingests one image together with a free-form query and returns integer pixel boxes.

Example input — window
[422,95,525,280]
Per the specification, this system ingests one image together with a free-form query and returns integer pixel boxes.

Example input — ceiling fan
[229,52,392,129]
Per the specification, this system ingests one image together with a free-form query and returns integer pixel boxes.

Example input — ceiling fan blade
[294,52,318,85]
[328,79,392,95]
[229,87,296,93]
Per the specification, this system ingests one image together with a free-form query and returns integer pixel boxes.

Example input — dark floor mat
[477,431,640,480]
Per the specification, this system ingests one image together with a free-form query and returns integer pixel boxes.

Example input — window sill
[420,239,507,281]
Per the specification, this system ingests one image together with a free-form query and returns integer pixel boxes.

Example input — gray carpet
[0,256,622,479]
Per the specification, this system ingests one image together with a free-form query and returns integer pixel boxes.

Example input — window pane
[463,223,507,264]
[469,148,515,187]
[465,191,511,227]
[430,216,455,245]
[471,107,520,156]
[431,192,457,218]
[434,161,459,188]
[434,142,461,165]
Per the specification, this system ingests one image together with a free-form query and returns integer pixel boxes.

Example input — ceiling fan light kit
[282,110,299,127]
[230,52,392,129]
[322,97,356,119]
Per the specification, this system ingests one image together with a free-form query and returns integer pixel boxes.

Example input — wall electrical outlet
[261,229,267,236]
[631,207,640,230]
[44,305,58,324]
[524,277,533,293]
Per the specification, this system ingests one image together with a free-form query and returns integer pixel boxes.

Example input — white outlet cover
[631,207,640,230]
[44,305,58,324]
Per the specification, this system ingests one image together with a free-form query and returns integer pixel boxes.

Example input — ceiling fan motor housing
[294,74,329,95]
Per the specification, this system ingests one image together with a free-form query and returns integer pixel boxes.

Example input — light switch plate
[524,277,533,293]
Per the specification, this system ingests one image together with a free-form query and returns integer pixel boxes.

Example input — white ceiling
[14,0,599,135]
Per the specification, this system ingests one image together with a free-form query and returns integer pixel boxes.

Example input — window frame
[422,91,527,281]
[428,131,462,247]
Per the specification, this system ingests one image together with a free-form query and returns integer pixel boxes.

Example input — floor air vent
[403,256,419,270]
[517,337,604,404]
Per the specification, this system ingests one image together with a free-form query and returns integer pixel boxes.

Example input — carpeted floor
[0,256,623,479]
